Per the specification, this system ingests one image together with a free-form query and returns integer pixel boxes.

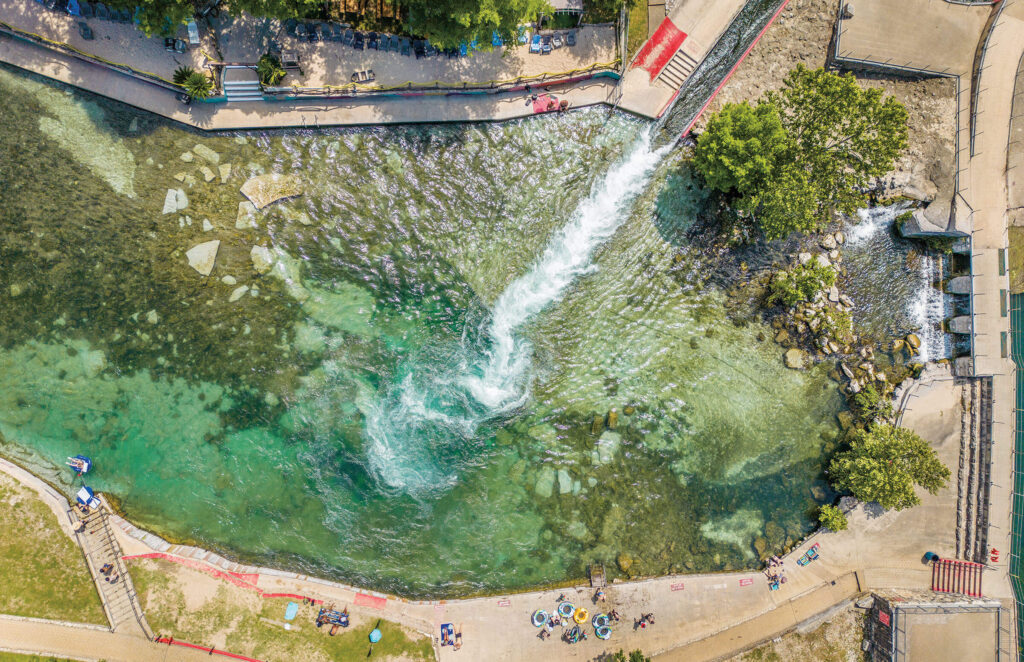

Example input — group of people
[100,562,119,584]
[765,555,787,589]
[636,613,655,629]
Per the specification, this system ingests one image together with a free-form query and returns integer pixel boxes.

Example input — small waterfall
[910,252,950,363]
[364,134,670,494]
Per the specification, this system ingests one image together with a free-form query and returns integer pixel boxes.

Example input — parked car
[530,34,541,53]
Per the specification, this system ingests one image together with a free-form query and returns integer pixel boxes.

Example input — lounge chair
[400,37,411,56]
[328,24,344,42]
[566,30,576,47]
[552,32,563,48]
[296,23,307,39]
[492,30,502,47]
[413,39,425,58]
[79,1,94,17]
[529,34,541,53]
[388,35,399,52]
[458,41,467,57]
[343,28,354,45]
[541,35,552,54]
[114,8,130,22]
[424,40,438,57]
[93,2,109,19]
[310,23,323,42]
[283,18,297,37]
[367,32,378,50]
[78,20,94,39]
[352,31,364,49]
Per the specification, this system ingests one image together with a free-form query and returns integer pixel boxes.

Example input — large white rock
[175,188,188,212]
[240,173,303,209]
[250,245,275,274]
[218,164,232,183]
[193,144,220,164]
[162,188,178,214]
[186,240,220,276]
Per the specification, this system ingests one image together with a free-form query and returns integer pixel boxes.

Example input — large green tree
[694,65,908,240]
[404,0,550,49]
[829,424,949,510]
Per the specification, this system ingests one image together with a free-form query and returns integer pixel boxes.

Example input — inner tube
[592,613,609,628]
[595,625,612,640]
[531,610,548,628]
[557,602,575,619]
[573,607,589,624]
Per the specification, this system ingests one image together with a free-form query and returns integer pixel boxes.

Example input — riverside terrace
[0,0,617,91]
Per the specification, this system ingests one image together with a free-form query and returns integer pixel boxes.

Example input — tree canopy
[829,424,949,511]
[404,0,550,49]
[694,65,908,240]
[817,504,847,531]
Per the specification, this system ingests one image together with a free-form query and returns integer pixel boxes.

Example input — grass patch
[1009,226,1024,294]
[627,1,648,59]
[732,606,868,662]
[0,654,80,662]
[0,472,105,624]
[131,559,434,662]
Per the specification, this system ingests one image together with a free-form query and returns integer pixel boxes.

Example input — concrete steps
[655,49,699,90]
[955,378,993,564]
[224,80,263,102]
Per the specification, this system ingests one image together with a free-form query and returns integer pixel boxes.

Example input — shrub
[768,261,837,307]
[172,66,195,85]
[183,71,213,100]
[257,54,287,86]
[850,383,893,424]
[818,504,847,531]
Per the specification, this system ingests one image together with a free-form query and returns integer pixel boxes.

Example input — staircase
[956,378,993,563]
[223,67,263,103]
[72,507,152,637]
[655,49,699,90]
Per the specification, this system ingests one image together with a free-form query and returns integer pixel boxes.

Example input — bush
[183,71,213,100]
[172,65,195,85]
[768,261,837,307]
[820,308,853,343]
[829,424,950,510]
[818,504,847,531]
[612,651,652,662]
[257,54,287,86]
[850,383,893,424]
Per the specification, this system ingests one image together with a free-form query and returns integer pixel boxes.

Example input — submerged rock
[218,164,232,183]
[240,173,303,209]
[557,469,572,494]
[185,239,220,276]
[784,348,808,369]
[536,468,556,498]
[236,201,258,229]
[251,245,274,274]
[228,285,250,302]
[193,144,220,164]
[905,333,921,350]
[200,166,215,182]
[595,431,621,465]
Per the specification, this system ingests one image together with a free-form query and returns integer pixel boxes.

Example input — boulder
[753,537,768,558]
[200,166,216,183]
[193,144,220,164]
[162,188,179,214]
[834,231,845,245]
[218,164,232,183]
[591,414,604,435]
[221,275,237,285]
[784,348,809,369]
[180,151,194,162]
[250,245,275,274]
[820,234,837,250]
[798,252,812,264]
[814,254,831,269]
[828,286,840,303]
[202,218,214,232]
[905,333,921,350]
[240,173,303,209]
[185,240,220,276]
[145,309,159,324]
[606,409,618,430]
[10,283,24,297]
[595,431,621,465]
[616,553,633,573]
[623,405,636,415]
[837,411,854,430]
[229,285,250,302]
[236,201,259,229]
[528,424,559,446]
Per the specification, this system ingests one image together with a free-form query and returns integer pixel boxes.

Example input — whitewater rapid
[364,134,669,493]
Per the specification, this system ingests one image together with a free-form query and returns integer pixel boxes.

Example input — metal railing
[971,0,1008,155]
[1008,293,1024,657]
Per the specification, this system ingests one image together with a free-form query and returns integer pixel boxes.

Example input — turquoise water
[0,64,844,597]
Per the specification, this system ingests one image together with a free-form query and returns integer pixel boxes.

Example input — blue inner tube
[592,613,609,628]
[557,602,575,619]
[595,625,612,640]
[532,610,548,627]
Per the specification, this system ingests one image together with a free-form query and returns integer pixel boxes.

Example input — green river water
[0,63,854,597]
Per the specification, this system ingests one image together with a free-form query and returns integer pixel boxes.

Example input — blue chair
[529,34,541,53]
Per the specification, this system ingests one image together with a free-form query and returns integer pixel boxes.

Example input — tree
[818,504,847,531]
[403,0,551,49]
[257,54,287,86]
[694,65,908,240]
[767,261,836,307]
[829,424,950,510]
[226,0,322,20]
[183,71,214,100]
[850,383,894,424]
[173,66,195,85]
[107,0,191,36]
[612,651,651,662]
[693,101,789,198]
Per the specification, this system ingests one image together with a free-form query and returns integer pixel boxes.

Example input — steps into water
[655,49,700,90]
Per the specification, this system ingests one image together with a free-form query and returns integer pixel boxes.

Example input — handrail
[971,0,1008,155]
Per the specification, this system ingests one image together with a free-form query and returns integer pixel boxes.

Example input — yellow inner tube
[573,607,589,624]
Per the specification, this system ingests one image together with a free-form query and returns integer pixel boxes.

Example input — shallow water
[1,64,855,597]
